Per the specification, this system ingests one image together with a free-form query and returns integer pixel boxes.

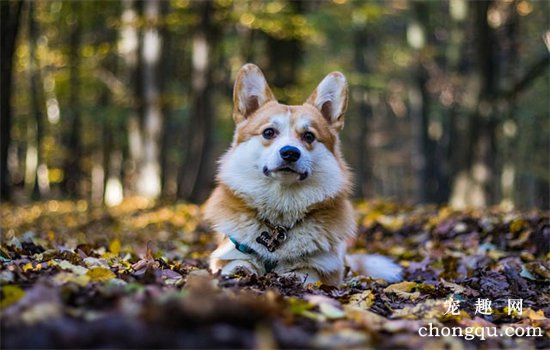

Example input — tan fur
[205,64,355,285]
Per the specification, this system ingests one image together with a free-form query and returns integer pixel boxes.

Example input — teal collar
[228,235,278,273]
[229,236,255,255]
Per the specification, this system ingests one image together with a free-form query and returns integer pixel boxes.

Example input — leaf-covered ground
[1,199,549,349]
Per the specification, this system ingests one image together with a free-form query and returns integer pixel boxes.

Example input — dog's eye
[262,128,276,139]
[303,131,316,144]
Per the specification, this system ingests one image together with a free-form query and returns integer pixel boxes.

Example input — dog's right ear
[233,64,275,124]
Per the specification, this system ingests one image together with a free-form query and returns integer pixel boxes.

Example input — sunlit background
[1,0,548,209]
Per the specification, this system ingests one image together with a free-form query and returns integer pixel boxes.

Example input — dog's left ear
[306,72,348,131]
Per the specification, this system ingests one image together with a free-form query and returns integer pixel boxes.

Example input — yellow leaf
[86,267,116,282]
[23,262,34,272]
[378,215,404,231]
[109,239,121,255]
[384,281,417,293]
[347,290,375,309]
[384,281,420,300]
[1,285,25,308]
[523,308,546,321]
[510,219,526,233]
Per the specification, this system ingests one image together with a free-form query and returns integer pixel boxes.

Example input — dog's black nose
[279,146,301,162]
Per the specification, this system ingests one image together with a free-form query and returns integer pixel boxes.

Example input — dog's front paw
[220,260,259,276]
[282,269,321,285]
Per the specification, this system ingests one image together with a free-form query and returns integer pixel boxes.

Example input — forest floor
[1,199,549,349]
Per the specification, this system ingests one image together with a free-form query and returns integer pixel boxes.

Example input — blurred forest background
[1,0,549,210]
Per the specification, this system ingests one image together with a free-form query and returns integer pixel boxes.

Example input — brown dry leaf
[384,281,421,300]
[391,299,451,320]
[52,272,91,287]
[440,279,480,297]
[524,261,550,279]
[343,305,388,331]
[384,281,417,293]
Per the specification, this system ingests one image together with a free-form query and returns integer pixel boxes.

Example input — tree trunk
[62,2,83,197]
[135,0,164,199]
[1,0,24,201]
[158,0,173,199]
[177,1,218,202]
[119,0,143,197]
[96,26,121,207]
[352,27,374,198]
[408,2,439,204]
[27,1,49,199]
[450,1,498,208]
[445,0,468,205]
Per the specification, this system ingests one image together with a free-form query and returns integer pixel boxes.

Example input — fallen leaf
[57,260,88,275]
[343,305,387,331]
[109,239,121,255]
[347,290,375,309]
[391,299,450,320]
[384,281,421,300]
[0,285,25,308]
[53,272,91,287]
[86,267,116,282]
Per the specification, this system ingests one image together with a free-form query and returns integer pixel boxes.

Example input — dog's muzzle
[263,165,309,181]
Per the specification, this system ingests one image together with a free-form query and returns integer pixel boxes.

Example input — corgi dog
[205,64,402,285]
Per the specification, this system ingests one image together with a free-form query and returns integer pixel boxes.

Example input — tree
[352,25,374,198]
[134,0,165,199]
[177,1,219,202]
[61,2,83,197]
[27,1,49,199]
[1,0,24,201]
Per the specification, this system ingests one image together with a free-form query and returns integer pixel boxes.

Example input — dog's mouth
[263,166,309,181]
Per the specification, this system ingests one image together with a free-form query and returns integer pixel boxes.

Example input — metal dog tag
[256,226,287,252]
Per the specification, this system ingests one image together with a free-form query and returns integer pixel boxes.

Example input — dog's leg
[209,239,263,276]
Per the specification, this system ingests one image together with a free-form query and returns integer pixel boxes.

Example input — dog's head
[219,64,350,210]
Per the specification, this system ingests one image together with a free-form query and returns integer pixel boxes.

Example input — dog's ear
[233,64,275,124]
[305,72,348,131]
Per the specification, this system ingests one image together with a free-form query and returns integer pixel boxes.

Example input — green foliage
[5,0,549,207]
